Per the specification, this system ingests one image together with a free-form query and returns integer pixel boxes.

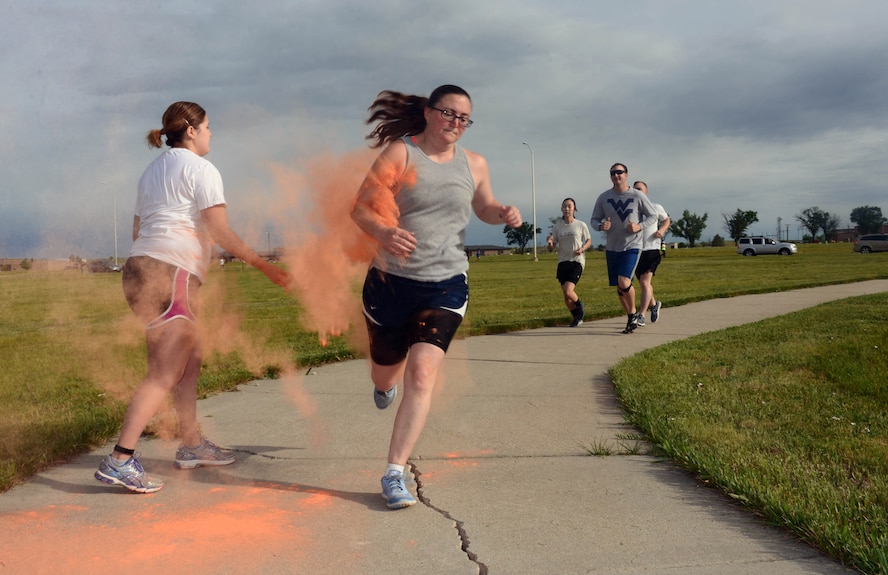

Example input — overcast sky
[3,0,887,259]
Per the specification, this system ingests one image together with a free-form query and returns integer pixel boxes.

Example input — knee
[370,362,404,390]
[404,359,440,394]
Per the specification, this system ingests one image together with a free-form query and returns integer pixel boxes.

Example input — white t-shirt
[642,202,669,251]
[551,218,591,267]
[130,148,226,282]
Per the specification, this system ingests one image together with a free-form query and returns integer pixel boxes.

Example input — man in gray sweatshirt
[589,163,659,333]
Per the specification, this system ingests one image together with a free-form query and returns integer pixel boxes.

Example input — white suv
[736,237,798,256]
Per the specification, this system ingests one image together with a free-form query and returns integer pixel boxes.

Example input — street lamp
[266,231,271,258]
[102,180,119,265]
[522,142,538,262]
[113,186,118,265]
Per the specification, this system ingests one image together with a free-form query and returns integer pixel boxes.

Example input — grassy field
[1,243,886,570]
[612,293,888,574]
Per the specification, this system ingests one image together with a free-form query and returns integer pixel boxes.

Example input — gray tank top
[373,137,475,281]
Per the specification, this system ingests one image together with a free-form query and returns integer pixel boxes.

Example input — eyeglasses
[429,107,474,127]
[610,169,626,176]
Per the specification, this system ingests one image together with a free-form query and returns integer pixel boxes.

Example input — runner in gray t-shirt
[547,197,592,327]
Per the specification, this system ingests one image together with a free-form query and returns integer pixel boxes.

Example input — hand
[259,261,291,289]
[600,217,611,231]
[499,205,522,228]
[626,221,641,234]
[380,226,417,257]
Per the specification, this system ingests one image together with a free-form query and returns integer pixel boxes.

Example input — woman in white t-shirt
[95,102,289,493]
[547,198,592,327]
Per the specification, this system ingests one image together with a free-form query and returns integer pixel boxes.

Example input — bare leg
[370,360,406,395]
[172,346,204,448]
[113,320,198,459]
[638,271,654,316]
[386,343,446,466]
[617,276,636,315]
[561,281,579,312]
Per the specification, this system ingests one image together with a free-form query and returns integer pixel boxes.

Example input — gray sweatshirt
[589,187,659,252]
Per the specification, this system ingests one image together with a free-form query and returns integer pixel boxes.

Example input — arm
[132,216,140,242]
[656,212,671,239]
[201,205,289,288]
[466,150,521,228]
[634,192,659,233]
[589,196,611,232]
[578,224,592,254]
[350,141,417,257]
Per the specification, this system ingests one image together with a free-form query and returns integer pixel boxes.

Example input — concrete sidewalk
[3,281,884,574]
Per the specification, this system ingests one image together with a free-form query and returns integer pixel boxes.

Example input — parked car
[736,237,797,256]
[853,234,888,253]
[88,260,121,272]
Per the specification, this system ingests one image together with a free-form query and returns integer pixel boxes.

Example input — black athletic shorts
[361,267,467,365]
[636,249,662,276]
[556,261,583,285]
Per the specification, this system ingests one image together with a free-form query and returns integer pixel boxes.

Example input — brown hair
[145,101,207,149]
[365,85,471,148]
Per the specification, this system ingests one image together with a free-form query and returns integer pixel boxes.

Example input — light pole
[102,180,119,265]
[522,142,538,262]
[113,187,118,265]
[266,231,271,258]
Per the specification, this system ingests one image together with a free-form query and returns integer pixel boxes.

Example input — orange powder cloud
[270,149,415,348]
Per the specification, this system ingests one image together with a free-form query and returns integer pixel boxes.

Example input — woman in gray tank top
[351,85,522,509]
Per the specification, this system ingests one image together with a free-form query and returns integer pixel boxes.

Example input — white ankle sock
[385,463,405,477]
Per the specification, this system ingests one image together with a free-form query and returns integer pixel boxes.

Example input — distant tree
[670,210,708,248]
[503,222,541,254]
[547,216,560,232]
[711,234,726,247]
[850,206,886,235]
[822,213,842,242]
[796,206,828,241]
[722,209,759,242]
[20,259,32,271]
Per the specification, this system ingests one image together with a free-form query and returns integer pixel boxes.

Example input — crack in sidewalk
[410,462,488,575]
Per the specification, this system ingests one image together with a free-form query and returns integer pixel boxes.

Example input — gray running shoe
[374,386,397,409]
[95,453,164,493]
[381,472,416,509]
[174,438,236,469]
[636,315,646,327]
[650,300,662,323]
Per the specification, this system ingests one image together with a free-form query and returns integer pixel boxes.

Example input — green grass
[611,293,888,574]
[0,242,886,569]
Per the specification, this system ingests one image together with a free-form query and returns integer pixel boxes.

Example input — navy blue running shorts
[362,267,467,365]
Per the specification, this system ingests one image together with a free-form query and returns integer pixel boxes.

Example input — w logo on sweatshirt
[607,198,636,222]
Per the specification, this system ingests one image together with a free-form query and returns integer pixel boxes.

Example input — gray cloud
[2,0,887,258]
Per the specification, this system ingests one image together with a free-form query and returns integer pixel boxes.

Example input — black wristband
[114,444,135,456]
